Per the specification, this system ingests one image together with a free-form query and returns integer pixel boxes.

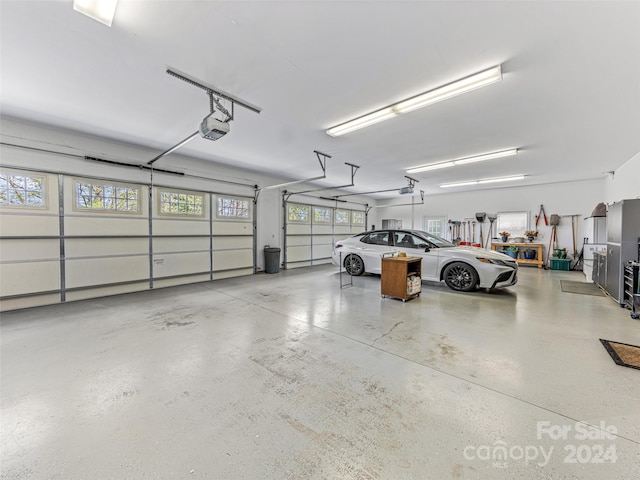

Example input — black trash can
[264,246,281,274]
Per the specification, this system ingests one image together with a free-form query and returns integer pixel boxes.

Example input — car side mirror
[423,246,431,252]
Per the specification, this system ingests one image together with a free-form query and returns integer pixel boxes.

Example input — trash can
[264,246,281,274]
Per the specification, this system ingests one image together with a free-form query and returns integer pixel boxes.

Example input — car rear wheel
[443,262,478,292]
[344,254,365,276]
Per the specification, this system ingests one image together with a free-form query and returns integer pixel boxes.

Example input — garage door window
[0,172,45,208]
[313,207,332,224]
[288,204,310,223]
[351,210,365,226]
[217,196,250,219]
[335,209,350,225]
[75,180,139,213]
[160,190,204,216]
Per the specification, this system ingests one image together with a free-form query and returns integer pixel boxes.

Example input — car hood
[448,246,515,261]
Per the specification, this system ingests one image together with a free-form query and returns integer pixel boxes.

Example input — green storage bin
[550,257,571,271]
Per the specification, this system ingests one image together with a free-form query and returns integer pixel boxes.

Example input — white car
[331,229,518,292]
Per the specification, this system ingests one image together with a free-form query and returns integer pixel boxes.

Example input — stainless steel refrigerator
[606,198,640,304]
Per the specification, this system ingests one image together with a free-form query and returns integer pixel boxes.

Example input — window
[360,231,390,246]
[216,196,250,219]
[335,209,350,225]
[313,207,332,224]
[496,212,529,236]
[0,172,45,208]
[160,190,204,216]
[76,180,139,212]
[287,204,310,223]
[424,217,444,237]
[394,233,425,249]
[351,210,365,226]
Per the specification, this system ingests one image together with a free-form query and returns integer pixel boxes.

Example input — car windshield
[411,230,455,248]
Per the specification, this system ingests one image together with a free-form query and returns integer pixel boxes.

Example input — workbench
[491,242,544,269]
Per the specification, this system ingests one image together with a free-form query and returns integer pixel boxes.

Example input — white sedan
[331,229,518,292]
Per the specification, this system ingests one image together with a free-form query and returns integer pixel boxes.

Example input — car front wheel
[443,262,478,292]
[344,254,365,276]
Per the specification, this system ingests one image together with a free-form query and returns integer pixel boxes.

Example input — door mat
[560,280,605,296]
[599,340,640,370]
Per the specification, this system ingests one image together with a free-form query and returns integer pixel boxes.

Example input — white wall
[604,151,640,203]
[375,179,606,256]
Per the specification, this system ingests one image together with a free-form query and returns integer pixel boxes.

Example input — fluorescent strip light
[440,175,525,188]
[395,66,502,114]
[73,0,118,26]
[326,107,396,137]
[478,175,526,184]
[453,148,518,165]
[406,162,455,173]
[440,181,479,189]
[407,148,518,174]
[327,65,502,137]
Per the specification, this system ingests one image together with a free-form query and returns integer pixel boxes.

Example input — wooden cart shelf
[381,256,422,301]
[491,242,544,269]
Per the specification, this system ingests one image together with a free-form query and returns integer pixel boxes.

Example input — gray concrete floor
[1,265,639,479]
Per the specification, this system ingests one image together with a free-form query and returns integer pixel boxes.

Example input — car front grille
[496,271,514,283]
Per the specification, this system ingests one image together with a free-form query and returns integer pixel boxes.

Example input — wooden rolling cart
[381,254,422,302]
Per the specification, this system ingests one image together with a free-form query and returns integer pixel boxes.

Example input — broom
[475,212,486,247]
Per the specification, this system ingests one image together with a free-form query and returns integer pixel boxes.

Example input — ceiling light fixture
[407,148,518,174]
[440,175,526,188]
[73,0,118,26]
[326,65,502,137]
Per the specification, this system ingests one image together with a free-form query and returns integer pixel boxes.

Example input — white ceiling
[1,1,639,198]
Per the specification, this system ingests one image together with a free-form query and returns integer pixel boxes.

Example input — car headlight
[476,257,508,266]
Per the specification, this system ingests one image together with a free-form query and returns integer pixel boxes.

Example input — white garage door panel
[312,245,333,259]
[213,250,252,271]
[213,269,252,280]
[286,224,311,235]
[153,252,210,278]
[66,282,149,302]
[153,274,210,289]
[153,218,209,236]
[313,234,334,246]
[0,239,59,261]
[312,225,332,234]
[351,225,365,234]
[65,216,148,236]
[334,226,352,235]
[287,245,311,262]
[66,237,148,257]
[0,214,59,236]
[287,236,311,247]
[153,237,209,254]
[0,261,60,296]
[66,256,148,288]
[213,236,252,250]
[0,293,60,311]
[214,221,253,235]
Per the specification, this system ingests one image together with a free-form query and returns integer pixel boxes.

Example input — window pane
[351,211,364,225]
[335,209,349,224]
[0,172,46,208]
[497,212,528,236]
[287,204,309,222]
[75,180,139,213]
[313,207,331,223]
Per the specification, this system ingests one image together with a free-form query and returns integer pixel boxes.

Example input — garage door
[284,201,366,270]
[0,167,255,311]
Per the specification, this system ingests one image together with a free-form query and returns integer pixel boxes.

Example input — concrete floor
[1,265,639,479]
